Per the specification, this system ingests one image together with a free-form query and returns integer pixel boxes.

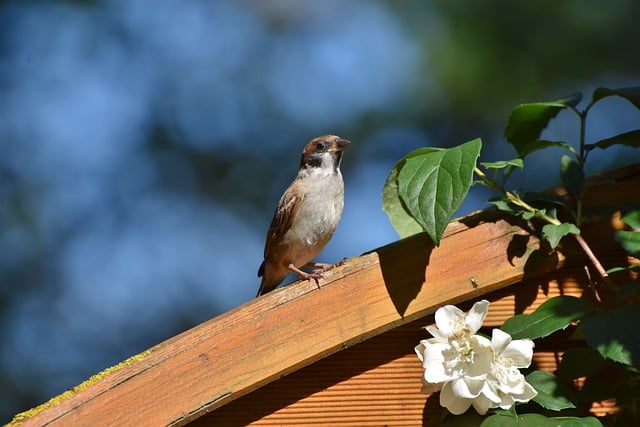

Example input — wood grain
[194,276,593,426]
[10,163,640,427]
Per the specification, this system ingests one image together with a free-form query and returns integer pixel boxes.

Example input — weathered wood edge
[9,163,640,427]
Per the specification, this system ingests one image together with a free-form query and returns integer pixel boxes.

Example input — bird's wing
[262,187,303,260]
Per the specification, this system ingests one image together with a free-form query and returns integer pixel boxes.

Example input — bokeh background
[1,0,640,422]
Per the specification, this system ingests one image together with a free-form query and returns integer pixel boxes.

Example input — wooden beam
[10,163,640,427]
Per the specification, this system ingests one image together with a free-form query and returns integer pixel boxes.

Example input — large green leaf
[621,210,640,230]
[501,296,594,340]
[517,140,577,159]
[592,86,640,110]
[505,93,582,157]
[615,230,640,257]
[396,138,482,246]
[526,370,578,411]
[382,148,435,238]
[482,413,603,427]
[581,305,640,368]
[542,223,580,249]
[588,129,640,151]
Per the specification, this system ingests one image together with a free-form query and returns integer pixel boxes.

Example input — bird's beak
[330,138,351,152]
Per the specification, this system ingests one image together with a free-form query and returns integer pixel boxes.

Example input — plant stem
[474,167,561,226]
[576,109,587,227]
[474,166,613,288]
[574,233,614,289]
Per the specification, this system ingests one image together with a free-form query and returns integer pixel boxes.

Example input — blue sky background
[1,0,639,422]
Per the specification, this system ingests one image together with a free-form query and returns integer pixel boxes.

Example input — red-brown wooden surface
[9,164,640,427]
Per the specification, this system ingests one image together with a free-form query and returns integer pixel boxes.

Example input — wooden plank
[11,163,640,427]
[194,277,589,426]
[196,236,633,426]
[12,219,543,427]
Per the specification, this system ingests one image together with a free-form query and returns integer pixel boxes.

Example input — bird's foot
[289,259,348,290]
[288,264,323,290]
[305,262,333,274]
[305,258,347,274]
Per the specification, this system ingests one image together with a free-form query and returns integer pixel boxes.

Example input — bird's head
[299,135,350,172]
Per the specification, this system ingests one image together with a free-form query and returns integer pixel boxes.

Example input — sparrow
[257,135,350,297]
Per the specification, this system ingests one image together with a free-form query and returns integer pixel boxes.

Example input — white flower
[425,299,489,340]
[415,300,494,415]
[414,300,538,416]
[486,328,538,410]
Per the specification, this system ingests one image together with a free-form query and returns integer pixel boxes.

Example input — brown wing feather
[259,186,303,275]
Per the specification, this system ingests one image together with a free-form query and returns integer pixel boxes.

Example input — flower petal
[491,328,512,355]
[414,342,426,363]
[456,377,485,398]
[480,381,502,404]
[465,300,489,333]
[494,366,526,394]
[423,343,454,383]
[472,393,495,415]
[440,381,472,415]
[435,305,465,335]
[502,339,534,368]
[464,335,494,377]
[512,380,538,403]
[496,393,516,410]
[425,325,448,340]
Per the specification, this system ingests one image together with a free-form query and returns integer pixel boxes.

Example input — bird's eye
[315,142,326,151]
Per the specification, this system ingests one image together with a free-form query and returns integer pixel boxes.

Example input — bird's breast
[286,173,344,248]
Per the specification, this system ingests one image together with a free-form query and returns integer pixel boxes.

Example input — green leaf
[521,210,537,221]
[606,266,634,274]
[480,158,524,170]
[526,370,578,411]
[542,223,580,249]
[501,296,594,340]
[621,210,640,230]
[517,140,577,159]
[592,86,640,110]
[558,348,605,380]
[581,304,640,368]
[482,413,603,427]
[560,155,584,198]
[382,148,435,238]
[505,93,582,157]
[614,230,640,257]
[544,417,603,427]
[520,208,552,221]
[480,413,549,427]
[488,198,517,214]
[397,138,482,246]
[588,129,640,151]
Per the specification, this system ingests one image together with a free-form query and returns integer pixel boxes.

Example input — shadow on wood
[377,232,433,317]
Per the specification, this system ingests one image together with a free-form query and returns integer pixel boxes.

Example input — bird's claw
[297,270,323,290]
[289,259,348,291]
[300,270,323,281]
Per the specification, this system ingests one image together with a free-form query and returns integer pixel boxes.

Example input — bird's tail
[256,261,286,297]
